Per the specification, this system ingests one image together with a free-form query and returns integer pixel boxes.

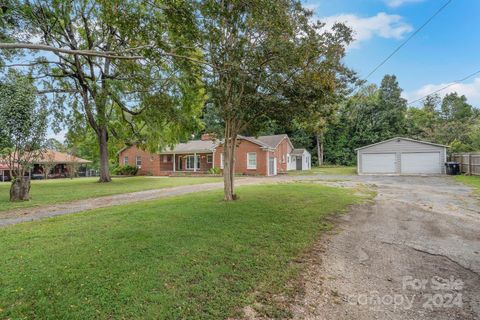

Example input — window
[220,153,224,169]
[207,154,213,163]
[136,156,142,167]
[124,156,129,165]
[163,155,168,163]
[247,152,257,169]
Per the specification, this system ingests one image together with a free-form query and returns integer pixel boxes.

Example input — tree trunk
[10,177,31,202]
[97,126,111,182]
[223,121,237,201]
[316,132,324,167]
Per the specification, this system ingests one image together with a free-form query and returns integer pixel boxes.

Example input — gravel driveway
[290,175,480,319]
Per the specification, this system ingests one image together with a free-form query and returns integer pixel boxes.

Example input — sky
[305,0,480,106]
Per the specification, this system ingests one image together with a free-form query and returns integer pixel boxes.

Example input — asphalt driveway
[290,175,480,319]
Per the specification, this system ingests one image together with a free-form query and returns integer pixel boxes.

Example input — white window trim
[136,155,142,168]
[247,152,257,169]
[207,154,213,163]
[124,156,129,165]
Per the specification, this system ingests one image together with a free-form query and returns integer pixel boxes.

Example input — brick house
[118,133,309,176]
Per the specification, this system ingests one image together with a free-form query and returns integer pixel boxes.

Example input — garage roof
[355,137,448,151]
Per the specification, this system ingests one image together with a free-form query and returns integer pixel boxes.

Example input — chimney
[201,133,212,141]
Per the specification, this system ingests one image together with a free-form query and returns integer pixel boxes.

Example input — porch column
[173,153,176,172]
[212,150,215,168]
[193,152,197,172]
[1,170,4,182]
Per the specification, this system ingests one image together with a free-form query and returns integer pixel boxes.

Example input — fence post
[468,154,472,175]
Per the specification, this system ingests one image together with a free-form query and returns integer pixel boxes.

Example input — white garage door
[362,153,396,173]
[401,152,441,174]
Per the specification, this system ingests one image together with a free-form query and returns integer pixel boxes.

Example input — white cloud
[320,12,413,48]
[385,0,425,8]
[404,78,480,106]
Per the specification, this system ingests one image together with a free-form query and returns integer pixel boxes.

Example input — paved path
[288,175,480,320]
[0,177,287,228]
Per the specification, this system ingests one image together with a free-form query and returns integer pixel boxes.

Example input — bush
[113,165,138,176]
[208,167,222,174]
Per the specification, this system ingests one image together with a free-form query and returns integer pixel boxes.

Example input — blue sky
[305,0,480,106]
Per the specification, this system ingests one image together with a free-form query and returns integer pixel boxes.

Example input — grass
[288,165,357,176]
[0,183,367,319]
[455,175,480,194]
[0,176,222,212]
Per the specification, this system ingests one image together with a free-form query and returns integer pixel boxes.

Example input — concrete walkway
[0,177,286,228]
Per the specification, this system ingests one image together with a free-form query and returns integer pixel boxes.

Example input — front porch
[159,152,214,175]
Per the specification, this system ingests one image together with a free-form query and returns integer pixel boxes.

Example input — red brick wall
[118,145,161,176]
[274,137,293,173]
[214,139,268,176]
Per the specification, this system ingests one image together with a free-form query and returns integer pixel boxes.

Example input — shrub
[208,167,222,174]
[113,165,138,176]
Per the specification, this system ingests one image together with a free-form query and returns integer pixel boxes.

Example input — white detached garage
[356,137,447,175]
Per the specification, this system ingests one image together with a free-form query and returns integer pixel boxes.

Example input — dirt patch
[239,176,480,319]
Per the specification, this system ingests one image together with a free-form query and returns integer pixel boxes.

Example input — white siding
[357,138,446,175]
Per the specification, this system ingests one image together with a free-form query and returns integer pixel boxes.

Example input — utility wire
[407,69,480,105]
[359,0,453,83]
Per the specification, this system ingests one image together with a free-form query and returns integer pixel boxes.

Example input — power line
[407,69,480,105]
[362,0,453,81]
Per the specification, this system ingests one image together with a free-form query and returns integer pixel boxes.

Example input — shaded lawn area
[0,176,222,212]
[455,175,480,193]
[0,183,367,319]
[289,165,357,176]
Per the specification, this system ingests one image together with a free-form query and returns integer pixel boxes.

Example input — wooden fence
[452,153,480,176]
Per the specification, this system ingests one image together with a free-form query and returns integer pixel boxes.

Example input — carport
[356,137,447,175]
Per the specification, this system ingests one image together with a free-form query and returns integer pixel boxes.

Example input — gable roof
[257,134,289,149]
[34,150,92,164]
[291,148,309,155]
[354,137,448,151]
[160,139,217,154]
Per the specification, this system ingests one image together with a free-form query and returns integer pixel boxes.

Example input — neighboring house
[30,150,93,179]
[118,133,308,176]
[0,163,11,182]
[289,149,311,171]
[356,137,447,175]
[0,150,92,181]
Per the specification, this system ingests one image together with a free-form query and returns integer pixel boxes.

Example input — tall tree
[0,71,48,201]
[0,0,202,182]
[376,74,407,138]
[198,0,352,200]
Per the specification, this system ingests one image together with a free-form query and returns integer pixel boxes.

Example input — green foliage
[323,76,408,165]
[3,0,204,181]
[208,167,221,174]
[405,93,479,154]
[113,165,138,176]
[0,71,48,173]
[0,183,364,319]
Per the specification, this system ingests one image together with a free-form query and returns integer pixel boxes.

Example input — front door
[186,155,200,170]
[296,157,302,170]
[269,157,277,176]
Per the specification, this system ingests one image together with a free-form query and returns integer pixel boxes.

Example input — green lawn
[0,176,222,212]
[289,165,357,176]
[0,183,367,319]
[455,175,480,193]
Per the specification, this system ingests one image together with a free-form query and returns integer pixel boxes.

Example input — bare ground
[288,176,480,320]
